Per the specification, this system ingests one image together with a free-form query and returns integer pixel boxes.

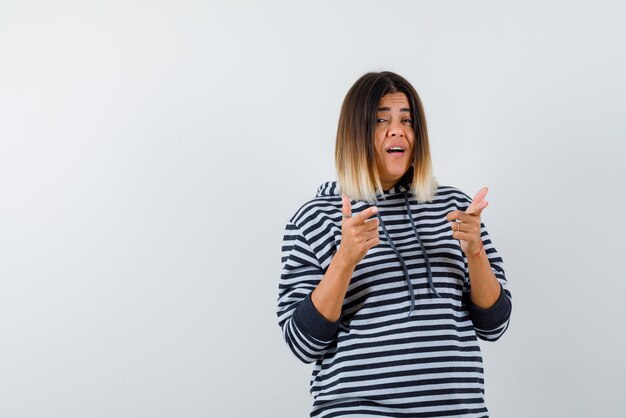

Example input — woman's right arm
[311,196,379,321]
[277,196,379,363]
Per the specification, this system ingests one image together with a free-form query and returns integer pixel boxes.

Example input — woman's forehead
[378,92,410,110]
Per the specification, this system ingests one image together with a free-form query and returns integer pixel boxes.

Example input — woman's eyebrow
[377,107,411,112]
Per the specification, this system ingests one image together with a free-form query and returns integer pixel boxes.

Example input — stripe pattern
[277,182,512,417]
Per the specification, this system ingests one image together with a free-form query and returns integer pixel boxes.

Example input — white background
[1,1,624,417]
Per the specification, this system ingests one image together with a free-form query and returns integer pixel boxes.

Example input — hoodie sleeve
[277,221,339,364]
[460,193,512,342]
[463,222,512,341]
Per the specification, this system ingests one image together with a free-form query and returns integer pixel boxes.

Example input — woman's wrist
[333,248,358,275]
[469,241,483,258]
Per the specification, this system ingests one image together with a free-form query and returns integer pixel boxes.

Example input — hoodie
[277,179,512,418]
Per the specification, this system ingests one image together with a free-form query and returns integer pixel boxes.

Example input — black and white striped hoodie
[277,178,512,417]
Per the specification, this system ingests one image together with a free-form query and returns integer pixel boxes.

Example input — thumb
[341,194,352,220]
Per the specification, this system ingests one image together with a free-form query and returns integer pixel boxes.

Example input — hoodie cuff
[466,284,512,330]
[293,292,340,342]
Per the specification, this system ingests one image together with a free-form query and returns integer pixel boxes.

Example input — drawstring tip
[407,298,416,317]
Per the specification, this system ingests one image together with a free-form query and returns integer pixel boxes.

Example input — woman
[277,71,512,417]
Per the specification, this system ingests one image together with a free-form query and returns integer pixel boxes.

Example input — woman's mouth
[386,146,406,155]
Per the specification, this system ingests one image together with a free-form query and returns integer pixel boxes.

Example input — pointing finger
[447,205,487,222]
[466,187,489,214]
[342,194,352,221]
[466,200,489,216]
[473,187,489,203]
[351,205,379,224]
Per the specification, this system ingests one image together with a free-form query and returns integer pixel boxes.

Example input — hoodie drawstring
[376,191,440,317]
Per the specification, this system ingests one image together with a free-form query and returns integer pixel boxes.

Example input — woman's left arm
[447,187,512,341]
[465,247,501,308]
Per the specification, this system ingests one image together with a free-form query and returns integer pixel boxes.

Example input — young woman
[277,71,512,417]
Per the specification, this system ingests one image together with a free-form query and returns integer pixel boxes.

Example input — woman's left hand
[446,187,489,257]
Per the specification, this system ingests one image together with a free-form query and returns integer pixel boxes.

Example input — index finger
[341,194,352,219]
[466,187,489,215]
[350,205,379,224]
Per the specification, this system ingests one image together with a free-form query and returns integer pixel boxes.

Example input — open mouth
[386,146,406,154]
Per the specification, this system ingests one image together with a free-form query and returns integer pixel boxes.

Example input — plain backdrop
[1,1,625,417]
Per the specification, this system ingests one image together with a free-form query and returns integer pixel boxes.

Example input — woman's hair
[335,71,438,203]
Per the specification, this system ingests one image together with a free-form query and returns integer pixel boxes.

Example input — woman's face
[374,92,415,190]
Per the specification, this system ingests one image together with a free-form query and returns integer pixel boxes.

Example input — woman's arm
[311,197,379,321]
[277,197,380,363]
[310,251,356,322]
[447,186,512,341]
[447,186,501,308]
[466,248,501,308]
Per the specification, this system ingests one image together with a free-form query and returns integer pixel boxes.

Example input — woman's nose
[388,122,404,137]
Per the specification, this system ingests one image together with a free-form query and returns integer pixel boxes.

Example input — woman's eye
[376,118,388,123]
[403,119,413,124]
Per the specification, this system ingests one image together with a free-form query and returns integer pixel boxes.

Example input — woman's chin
[387,166,410,179]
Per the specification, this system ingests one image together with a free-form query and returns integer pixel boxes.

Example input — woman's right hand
[310,195,381,322]
[336,194,380,267]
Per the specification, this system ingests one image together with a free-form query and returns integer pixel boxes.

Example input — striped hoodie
[277,179,512,417]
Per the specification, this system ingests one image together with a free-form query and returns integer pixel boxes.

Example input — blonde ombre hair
[335,71,438,204]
